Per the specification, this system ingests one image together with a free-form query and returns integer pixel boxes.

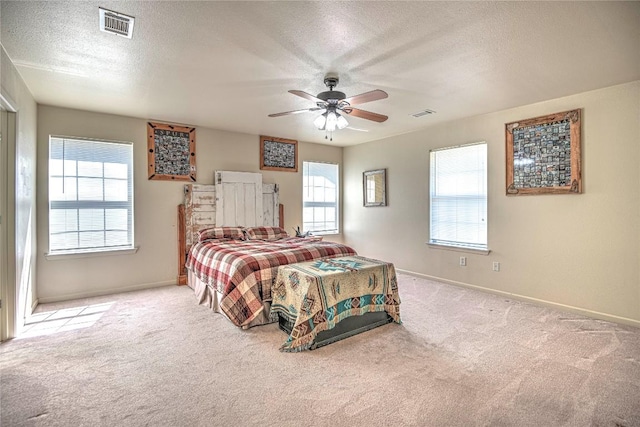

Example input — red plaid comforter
[185,237,357,327]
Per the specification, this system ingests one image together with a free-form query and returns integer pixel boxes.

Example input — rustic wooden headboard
[177,180,283,285]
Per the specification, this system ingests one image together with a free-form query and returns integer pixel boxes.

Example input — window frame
[428,142,490,255]
[47,135,135,256]
[302,161,340,236]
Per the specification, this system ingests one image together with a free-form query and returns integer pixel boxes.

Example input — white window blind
[429,142,487,250]
[48,137,134,254]
[302,161,339,234]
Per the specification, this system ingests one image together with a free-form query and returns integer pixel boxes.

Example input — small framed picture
[260,135,298,172]
[363,169,387,207]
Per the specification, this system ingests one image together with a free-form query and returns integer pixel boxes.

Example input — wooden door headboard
[177,181,283,285]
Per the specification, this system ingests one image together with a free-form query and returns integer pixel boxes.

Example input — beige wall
[344,81,640,326]
[35,105,342,302]
[1,45,38,335]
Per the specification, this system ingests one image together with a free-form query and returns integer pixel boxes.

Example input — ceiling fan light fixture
[325,111,339,131]
[315,109,349,132]
[336,114,349,130]
[314,113,327,130]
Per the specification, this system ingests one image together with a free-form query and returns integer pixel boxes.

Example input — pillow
[198,226,245,242]
[244,226,289,241]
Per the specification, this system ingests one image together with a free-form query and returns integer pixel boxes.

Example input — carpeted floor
[1,273,639,426]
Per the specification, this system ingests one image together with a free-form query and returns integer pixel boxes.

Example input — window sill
[45,246,139,260]
[426,243,491,255]
[307,231,340,237]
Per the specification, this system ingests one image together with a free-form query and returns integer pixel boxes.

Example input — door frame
[0,94,17,342]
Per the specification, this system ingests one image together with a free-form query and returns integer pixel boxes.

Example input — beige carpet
[1,274,639,426]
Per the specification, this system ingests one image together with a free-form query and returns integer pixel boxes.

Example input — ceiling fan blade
[289,90,324,103]
[344,107,388,123]
[343,89,388,106]
[268,107,324,118]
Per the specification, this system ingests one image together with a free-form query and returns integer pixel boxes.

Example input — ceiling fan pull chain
[325,131,333,141]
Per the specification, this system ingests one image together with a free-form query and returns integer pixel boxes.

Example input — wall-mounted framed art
[505,109,581,195]
[147,121,196,181]
[259,135,298,172]
[363,168,387,207]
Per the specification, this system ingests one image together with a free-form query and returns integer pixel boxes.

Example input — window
[429,142,487,251]
[48,137,134,254]
[302,161,339,234]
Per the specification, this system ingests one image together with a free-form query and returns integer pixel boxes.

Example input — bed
[178,173,400,346]
[185,233,357,328]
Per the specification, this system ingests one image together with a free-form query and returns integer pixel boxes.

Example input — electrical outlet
[460,256,467,267]
[493,261,500,272]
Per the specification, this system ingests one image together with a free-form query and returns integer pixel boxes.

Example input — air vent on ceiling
[99,7,135,39]
[410,109,436,118]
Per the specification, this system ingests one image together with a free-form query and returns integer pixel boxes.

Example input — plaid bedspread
[185,238,356,327]
[270,256,402,352]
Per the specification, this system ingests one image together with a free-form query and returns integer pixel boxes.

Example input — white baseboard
[396,268,640,329]
[37,280,176,304]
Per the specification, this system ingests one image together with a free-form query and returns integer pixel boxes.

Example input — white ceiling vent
[410,109,436,118]
[99,7,135,39]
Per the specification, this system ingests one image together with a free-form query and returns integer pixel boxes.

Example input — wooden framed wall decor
[505,109,581,195]
[259,135,298,172]
[147,122,196,181]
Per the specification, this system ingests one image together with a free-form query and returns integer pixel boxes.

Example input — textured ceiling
[1,1,639,146]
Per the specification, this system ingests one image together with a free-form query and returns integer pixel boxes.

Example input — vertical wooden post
[177,204,187,285]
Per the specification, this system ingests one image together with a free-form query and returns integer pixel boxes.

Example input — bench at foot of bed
[270,255,402,352]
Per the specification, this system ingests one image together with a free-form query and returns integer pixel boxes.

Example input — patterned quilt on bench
[270,255,402,352]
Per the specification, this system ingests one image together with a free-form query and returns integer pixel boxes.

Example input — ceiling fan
[268,74,388,140]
